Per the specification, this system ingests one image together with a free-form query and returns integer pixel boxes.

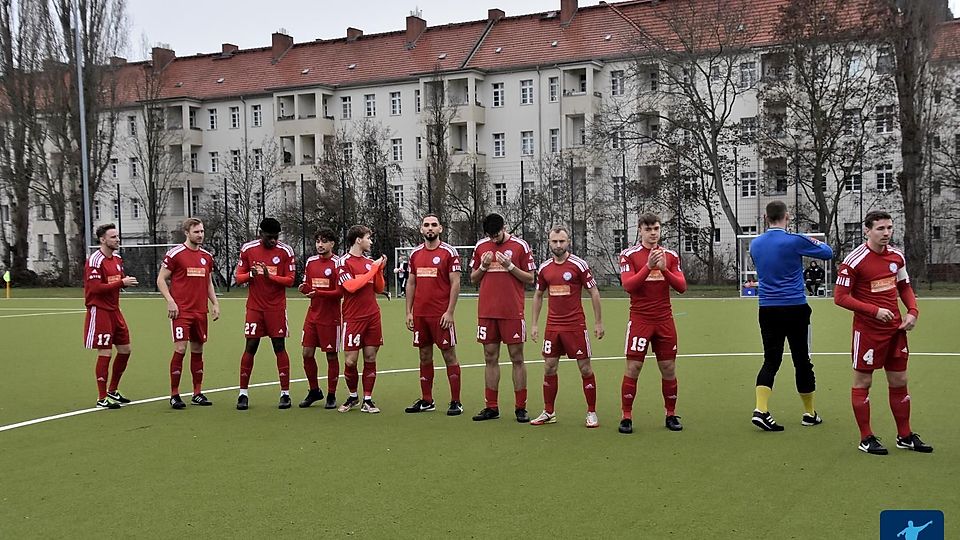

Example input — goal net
[735,233,832,298]
[89,243,178,293]
[394,245,477,296]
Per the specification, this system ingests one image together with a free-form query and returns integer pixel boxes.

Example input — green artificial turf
[0,295,957,538]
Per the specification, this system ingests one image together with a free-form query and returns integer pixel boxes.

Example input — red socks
[345,363,359,393]
[484,388,498,409]
[515,388,527,410]
[851,387,872,439]
[543,374,558,414]
[326,354,339,394]
[190,353,203,395]
[108,353,130,393]
[662,378,678,416]
[447,364,461,402]
[582,374,597,413]
[170,351,185,395]
[420,362,435,401]
[303,353,319,391]
[889,386,912,438]
[362,361,377,398]
[621,375,638,419]
[239,352,254,389]
[96,355,110,399]
[276,351,290,391]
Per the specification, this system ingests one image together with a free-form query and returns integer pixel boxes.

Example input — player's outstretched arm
[795,235,834,260]
[341,261,383,293]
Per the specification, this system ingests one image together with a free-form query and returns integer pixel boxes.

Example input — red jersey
[472,235,536,319]
[337,254,381,320]
[84,249,125,311]
[536,254,596,331]
[300,254,342,324]
[619,244,684,321]
[409,242,462,317]
[835,243,919,335]
[161,244,213,314]
[236,240,296,312]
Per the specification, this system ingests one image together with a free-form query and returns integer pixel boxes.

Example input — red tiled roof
[933,19,960,61]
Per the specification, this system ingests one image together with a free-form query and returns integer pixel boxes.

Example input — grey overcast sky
[124,0,960,61]
[124,1,604,61]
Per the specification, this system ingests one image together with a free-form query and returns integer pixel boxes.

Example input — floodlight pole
[74,0,93,251]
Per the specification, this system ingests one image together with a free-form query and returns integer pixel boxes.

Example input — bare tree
[444,156,490,245]
[222,136,284,242]
[422,70,459,226]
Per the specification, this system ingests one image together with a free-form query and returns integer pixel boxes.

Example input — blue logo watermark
[880,510,944,540]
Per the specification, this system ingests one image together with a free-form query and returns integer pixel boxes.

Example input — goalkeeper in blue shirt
[749,201,833,431]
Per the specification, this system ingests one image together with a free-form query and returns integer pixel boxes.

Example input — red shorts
[83,307,130,349]
[543,329,591,360]
[477,318,525,345]
[171,313,208,343]
[302,320,341,352]
[413,316,456,350]
[244,309,288,339]
[341,316,384,351]
[852,328,909,372]
[624,317,678,362]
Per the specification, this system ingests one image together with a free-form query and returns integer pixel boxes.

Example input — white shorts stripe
[450,323,457,347]
[521,319,527,341]
[624,320,632,356]
[340,322,348,350]
[853,330,860,369]
[584,329,592,358]
[85,306,97,349]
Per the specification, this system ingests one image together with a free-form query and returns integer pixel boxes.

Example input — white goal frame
[394,245,476,297]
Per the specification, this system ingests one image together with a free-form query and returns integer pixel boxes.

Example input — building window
[710,65,721,83]
[875,105,895,133]
[208,108,217,130]
[493,133,505,157]
[741,171,757,197]
[231,149,242,170]
[390,91,401,116]
[92,199,101,221]
[713,228,721,244]
[341,142,353,163]
[0,204,9,222]
[209,152,219,173]
[549,128,559,153]
[875,163,894,191]
[613,176,625,203]
[522,181,535,202]
[391,138,403,161]
[770,169,788,194]
[843,165,862,192]
[740,61,758,88]
[416,136,423,160]
[127,115,137,136]
[132,198,142,219]
[253,148,263,171]
[932,226,941,241]
[129,157,140,178]
[190,152,199,172]
[614,229,627,252]
[415,89,421,113]
[341,96,352,119]
[520,79,534,105]
[232,193,242,214]
[578,73,587,93]
[521,131,534,156]
[112,198,120,219]
[392,184,404,207]
[37,235,48,260]
[612,128,624,150]
[188,108,197,129]
[230,106,240,129]
[364,94,376,117]
[611,70,624,96]
[649,70,659,91]
[252,104,262,127]
[549,77,559,102]
[495,183,508,206]
[844,221,861,247]
[877,45,895,74]
[955,224,960,246]
[492,82,504,108]
[683,228,698,253]
[110,158,118,178]
[842,109,860,136]
[740,117,757,143]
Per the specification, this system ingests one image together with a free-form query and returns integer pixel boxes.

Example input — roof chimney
[488,9,505,22]
[222,43,238,55]
[271,31,293,62]
[347,27,363,41]
[560,0,578,25]
[406,15,426,48]
[109,56,127,66]
[151,46,175,70]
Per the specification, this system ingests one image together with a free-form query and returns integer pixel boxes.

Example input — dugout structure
[394,245,476,296]
[736,233,832,298]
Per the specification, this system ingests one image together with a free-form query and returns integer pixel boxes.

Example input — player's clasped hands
[647,249,664,270]
[480,251,494,269]
[495,251,511,267]
[121,276,139,287]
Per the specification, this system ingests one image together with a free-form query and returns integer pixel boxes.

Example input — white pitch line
[0,310,86,319]
[0,307,88,311]
[1,351,957,434]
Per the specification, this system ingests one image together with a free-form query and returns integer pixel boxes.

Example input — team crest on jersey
[888,263,898,274]
[324,268,332,276]
[562,271,573,281]
[365,263,372,271]
[433,256,441,264]
[272,256,281,264]
[504,249,513,257]
[200,258,207,265]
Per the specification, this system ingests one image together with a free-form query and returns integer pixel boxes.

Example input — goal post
[735,233,832,298]
[394,245,477,297]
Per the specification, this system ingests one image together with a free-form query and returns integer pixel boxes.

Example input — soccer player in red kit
[234,218,297,410]
[403,214,464,416]
[298,228,342,409]
[83,223,139,409]
[336,225,387,414]
[157,218,220,409]
[618,213,687,434]
[834,210,933,455]
[470,213,536,423]
[529,226,604,428]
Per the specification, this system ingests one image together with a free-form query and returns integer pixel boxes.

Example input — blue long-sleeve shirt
[749,228,834,307]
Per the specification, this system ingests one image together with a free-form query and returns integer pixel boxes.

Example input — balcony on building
[561,63,602,115]
[274,90,334,138]
[164,103,203,146]
[445,75,486,125]
[280,136,295,167]
[299,134,316,166]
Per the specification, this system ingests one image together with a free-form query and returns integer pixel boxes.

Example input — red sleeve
[834,285,879,317]
[522,245,535,271]
[898,280,919,318]
[662,254,687,293]
[84,263,122,294]
[621,255,651,294]
[342,262,382,293]
[235,250,251,285]
[373,264,385,293]
[268,252,295,287]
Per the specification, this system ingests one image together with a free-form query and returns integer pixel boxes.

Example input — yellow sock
[800,392,815,415]
[755,386,772,412]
